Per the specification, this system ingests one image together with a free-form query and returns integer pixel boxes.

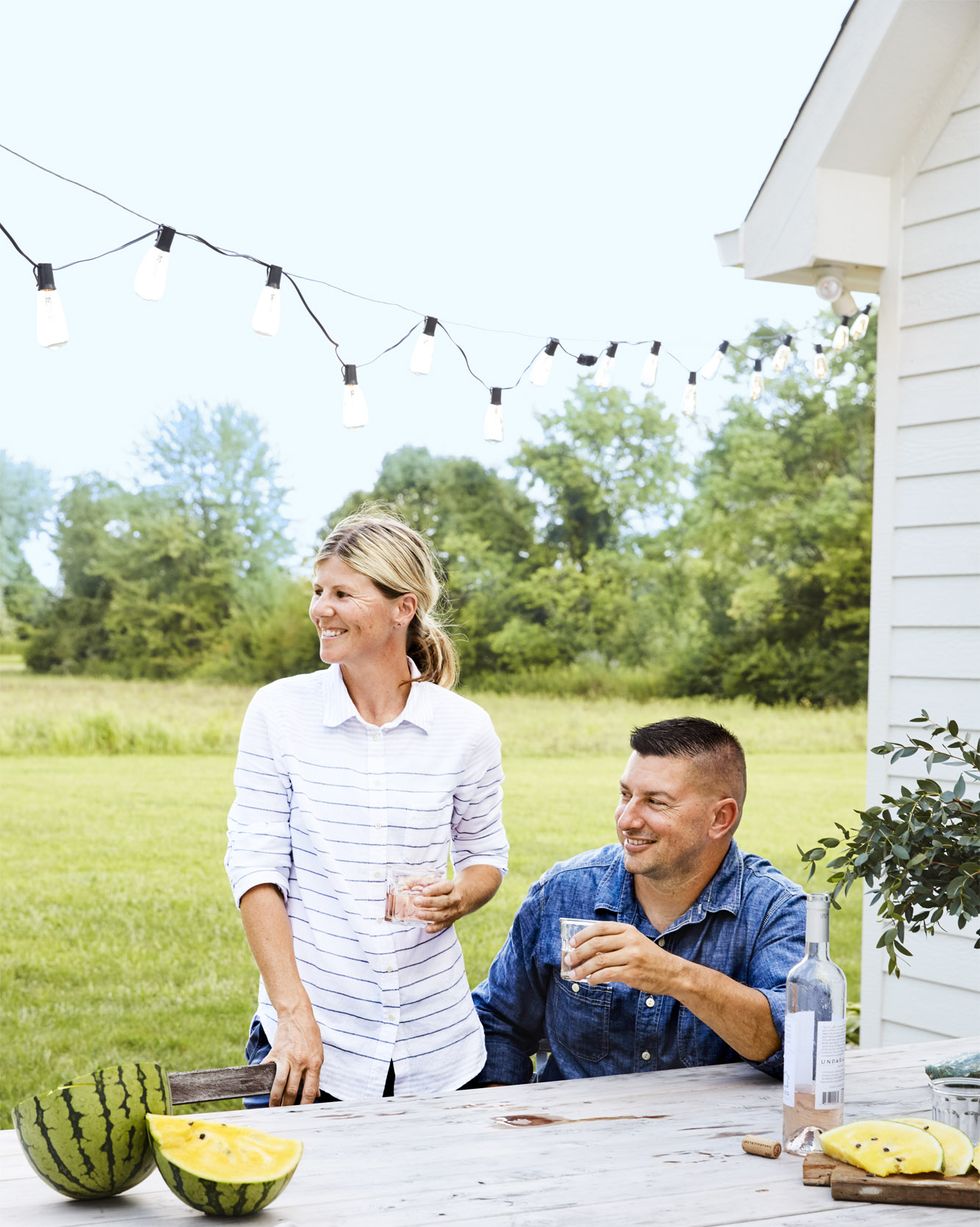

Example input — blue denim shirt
[472,840,805,1084]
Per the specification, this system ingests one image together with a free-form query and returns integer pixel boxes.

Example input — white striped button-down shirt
[225,663,508,1098]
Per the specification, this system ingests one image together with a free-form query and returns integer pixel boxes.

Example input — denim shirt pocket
[548,973,612,1063]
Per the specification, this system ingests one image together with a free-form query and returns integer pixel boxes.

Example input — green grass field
[0,674,869,1126]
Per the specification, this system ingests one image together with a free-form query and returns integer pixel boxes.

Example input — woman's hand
[414,865,503,934]
[264,1003,324,1106]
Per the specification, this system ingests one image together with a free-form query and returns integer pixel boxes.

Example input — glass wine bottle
[782,892,847,1155]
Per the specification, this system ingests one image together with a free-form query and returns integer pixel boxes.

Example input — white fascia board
[723,168,889,288]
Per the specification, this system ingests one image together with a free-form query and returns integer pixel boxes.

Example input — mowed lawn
[0,676,868,1126]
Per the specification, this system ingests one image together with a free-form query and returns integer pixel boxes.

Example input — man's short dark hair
[629,716,746,810]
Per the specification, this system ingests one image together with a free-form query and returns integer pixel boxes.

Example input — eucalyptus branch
[799,711,980,976]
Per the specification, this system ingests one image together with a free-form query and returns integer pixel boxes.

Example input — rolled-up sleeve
[745,888,807,1078]
[225,691,294,906]
[472,884,547,1085]
[450,716,508,875]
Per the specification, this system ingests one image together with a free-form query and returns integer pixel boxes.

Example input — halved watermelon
[147,1114,302,1216]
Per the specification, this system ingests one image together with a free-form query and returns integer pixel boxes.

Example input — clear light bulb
[530,338,559,387]
[593,342,619,388]
[35,264,69,348]
[134,226,176,301]
[251,265,282,336]
[832,320,850,351]
[849,306,871,341]
[772,335,793,373]
[749,358,764,401]
[815,271,844,302]
[342,364,368,429]
[409,316,438,374]
[640,340,662,387]
[484,387,504,442]
[700,340,729,381]
[682,372,697,416]
[813,345,828,379]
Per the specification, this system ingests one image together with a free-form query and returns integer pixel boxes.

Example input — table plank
[2,1036,977,1225]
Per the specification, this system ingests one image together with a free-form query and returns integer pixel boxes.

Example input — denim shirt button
[641,1050,651,1061]
[645,996,655,1007]
[571,983,580,993]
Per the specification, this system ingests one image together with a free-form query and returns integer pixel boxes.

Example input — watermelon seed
[199,1133,206,1140]
[882,1147,890,1152]
[855,1143,861,1148]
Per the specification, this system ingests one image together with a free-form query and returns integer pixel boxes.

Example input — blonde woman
[225,512,508,1105]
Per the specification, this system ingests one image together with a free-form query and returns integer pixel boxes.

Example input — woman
[225,511,508,1105]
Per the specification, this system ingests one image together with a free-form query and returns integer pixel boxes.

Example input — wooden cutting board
[803,1152,980,1210]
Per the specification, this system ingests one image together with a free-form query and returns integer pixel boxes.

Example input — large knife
[168,1063,275,1105]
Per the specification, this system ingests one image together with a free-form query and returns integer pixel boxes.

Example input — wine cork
[741,1134,782,1159]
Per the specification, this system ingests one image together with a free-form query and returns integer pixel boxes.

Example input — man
[472,716,805,1083]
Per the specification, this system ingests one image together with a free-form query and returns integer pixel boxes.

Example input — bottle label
[783,1010,814,1106]
[814,1018,845,1107]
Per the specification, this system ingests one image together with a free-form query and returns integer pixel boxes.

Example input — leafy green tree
[26,405,292,677]
[0,452,53,647]
[511,382,684,567]
[667,317,875,705]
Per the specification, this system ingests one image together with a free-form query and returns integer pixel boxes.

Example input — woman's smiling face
[309,556,414,669]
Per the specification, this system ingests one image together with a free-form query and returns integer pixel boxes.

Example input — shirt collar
[320,661,433,733]
[594,840,744,928]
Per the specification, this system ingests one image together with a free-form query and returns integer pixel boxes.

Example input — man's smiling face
[615,752,730,887]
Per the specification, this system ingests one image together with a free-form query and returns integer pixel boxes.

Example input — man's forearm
[669,957,780,1062]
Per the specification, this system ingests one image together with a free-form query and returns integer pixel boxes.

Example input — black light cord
[0,138,872,395]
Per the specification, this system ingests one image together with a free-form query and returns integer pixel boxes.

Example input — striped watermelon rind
[11,1061,172,1200]
[147,1115,302,1217]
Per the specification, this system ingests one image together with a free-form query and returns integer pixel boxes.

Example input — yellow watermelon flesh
[147,1114,302,1217]
[893,1116,974,1177]
[820,1119,944,1177]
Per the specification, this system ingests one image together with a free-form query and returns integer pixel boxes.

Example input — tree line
[1,315,874,705]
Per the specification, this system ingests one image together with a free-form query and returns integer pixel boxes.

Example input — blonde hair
[314,510,458,688]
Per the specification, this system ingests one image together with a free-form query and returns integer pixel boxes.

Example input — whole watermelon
[12,1061,171,1199]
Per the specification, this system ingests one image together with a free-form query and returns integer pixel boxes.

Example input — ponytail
[407,612,458,689]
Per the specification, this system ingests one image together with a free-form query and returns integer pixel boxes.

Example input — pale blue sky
[1,0,854,580]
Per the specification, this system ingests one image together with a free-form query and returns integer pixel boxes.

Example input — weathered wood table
[2,1036,978,1224]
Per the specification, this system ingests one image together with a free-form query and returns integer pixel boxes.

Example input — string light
[530,338,559,387]
[699,340,729,381]
[251,265,282,337]
[682,372,697,416]
[772,334,793,373]
[342,364,368,429]
[593,342,619,388]
[134,226,176,301]
[409,316,438,375]
[0,142,878,444]
[849,305,871,341]
[484,387,504,442]
[35,263,69,348]
[640,340,662,387]
[749,357,764,401]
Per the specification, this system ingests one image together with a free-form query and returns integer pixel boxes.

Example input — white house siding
[860,54,980,1045]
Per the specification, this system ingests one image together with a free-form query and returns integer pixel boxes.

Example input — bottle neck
[804,893,831,955]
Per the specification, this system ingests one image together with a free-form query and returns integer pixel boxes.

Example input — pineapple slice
[820,1119,944,1177]
[893,1117,973,1177]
